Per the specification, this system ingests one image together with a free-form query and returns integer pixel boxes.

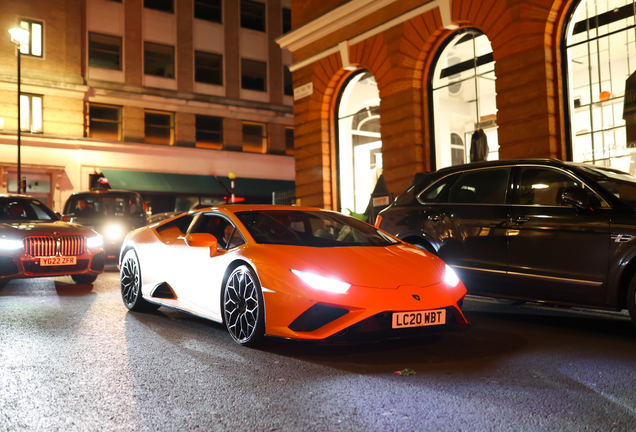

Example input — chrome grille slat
[23,235,86,257]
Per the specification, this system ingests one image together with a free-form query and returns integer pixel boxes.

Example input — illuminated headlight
[0,239,23,250]
[444,265,460,287]
[106,226,123,240]
[291,269,351,294]
[87,234,103,249]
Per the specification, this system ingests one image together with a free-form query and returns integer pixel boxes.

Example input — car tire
[0,279,9,290]
[223,265,265,347]
[120,249,159,312]
[628,276,636,328]
[71,274,98,284]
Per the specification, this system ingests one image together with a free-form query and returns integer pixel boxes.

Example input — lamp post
[228,171,236,203]
[9,26,29,194]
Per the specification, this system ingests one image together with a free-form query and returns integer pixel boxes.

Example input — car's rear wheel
[71,274,97,284]
[223,265,265,347]
[120,249,158,311]
[628,276,636,328]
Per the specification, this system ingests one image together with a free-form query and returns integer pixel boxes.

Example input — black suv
[377,158,636,326]
[63,189,147,263]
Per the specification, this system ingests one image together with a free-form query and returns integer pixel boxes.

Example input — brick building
[278,0,632,215]
[0,0,295,213]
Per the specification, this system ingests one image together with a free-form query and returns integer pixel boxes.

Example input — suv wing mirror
[560,187,590,210]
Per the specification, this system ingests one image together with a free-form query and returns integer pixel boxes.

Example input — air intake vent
[150,282,176,299]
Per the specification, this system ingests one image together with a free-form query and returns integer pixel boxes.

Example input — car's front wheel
[120,249,158,311]
[223,265,265,347]
[71,274,97,284]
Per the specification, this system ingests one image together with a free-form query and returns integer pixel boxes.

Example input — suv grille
[23,236,86,257]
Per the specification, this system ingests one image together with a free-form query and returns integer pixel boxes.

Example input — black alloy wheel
[223,265,265,347]
[120,249,158,311]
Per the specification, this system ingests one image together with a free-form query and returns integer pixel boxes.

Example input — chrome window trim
[453,265,603,287]
[513,163,611,209]
[416,165,513,205]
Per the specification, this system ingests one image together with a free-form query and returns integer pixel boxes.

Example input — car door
[170,213,243,317]
[507,165,610,306]
[433,167,512,296]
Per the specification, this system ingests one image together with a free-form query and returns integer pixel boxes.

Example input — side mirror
[184,233,218,250]
[560,187,589,210]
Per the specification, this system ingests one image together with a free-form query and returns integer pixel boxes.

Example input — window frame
[195,51,223,86]
[285,127,294,156]
[195,115,224,149]
[19,19,44,58]
[88,32,122,71]
[282,8,292,34]
[241,58,268,92]
[144,42,175,78]
[242,121,268,153]
[144,110,175,145]
[88,103,122,141]
[240,0,266,32]
[144,0,174,13]
[194,0,222,23]
[19,93,43,134]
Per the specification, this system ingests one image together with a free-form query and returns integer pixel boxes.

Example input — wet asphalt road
[1,270,636,432]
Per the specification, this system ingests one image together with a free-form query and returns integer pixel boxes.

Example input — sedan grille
[23,236,86,257]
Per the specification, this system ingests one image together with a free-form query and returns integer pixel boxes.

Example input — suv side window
[448,168,510,204]
[515,167,604,208]
[418,174,459,203]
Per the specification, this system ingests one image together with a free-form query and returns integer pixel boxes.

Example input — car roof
[0,194,37,199]
[70,189,140,196]
[194,204,336,214]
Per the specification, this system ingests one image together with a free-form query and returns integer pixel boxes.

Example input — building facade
[0,0,295,213]
[278,0,633,215]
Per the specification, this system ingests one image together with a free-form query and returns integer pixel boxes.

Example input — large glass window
[19,20,43,57]
[20,94,43,133]
[285,127,294,155]
[337,71,382,215]
[144,42,174,78]
[144,0,173,13]
[430,29,498,169]
[89,104,121,140]
[565,0,636,173]
[88,33,122,70]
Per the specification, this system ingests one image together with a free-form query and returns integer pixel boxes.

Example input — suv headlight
[87,234,103,249]
[0,239,23,250]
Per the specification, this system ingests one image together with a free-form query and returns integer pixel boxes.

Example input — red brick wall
[290,0,575,207]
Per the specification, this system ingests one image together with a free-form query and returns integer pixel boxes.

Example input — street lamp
[228,171,236,203]
[9,26,29,194]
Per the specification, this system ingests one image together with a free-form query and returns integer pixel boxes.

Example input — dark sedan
[0,195,105,287]
[377,158,636,327]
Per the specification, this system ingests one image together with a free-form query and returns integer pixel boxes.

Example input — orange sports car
[119,205,469,346]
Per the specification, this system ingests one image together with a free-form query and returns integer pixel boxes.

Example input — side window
[448,168,510,204]
[515,167,603,207]
[188,214,234,248]
[418,174,459,203]
[227,229,246,249]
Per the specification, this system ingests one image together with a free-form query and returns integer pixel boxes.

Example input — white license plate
[39,256,77,266]
[392,309,446,329]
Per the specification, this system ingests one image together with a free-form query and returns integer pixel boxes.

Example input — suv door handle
[510,216,529,224]
[428,214,442,222]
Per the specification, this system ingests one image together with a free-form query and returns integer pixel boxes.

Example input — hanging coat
[470,129,489,162]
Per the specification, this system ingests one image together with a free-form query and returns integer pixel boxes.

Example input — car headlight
[87,234,103,249]
[0,239,23,250]
[291,269,350,294]
[444,265,460,287]
[106,226,123,240]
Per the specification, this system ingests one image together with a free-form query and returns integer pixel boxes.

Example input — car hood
[259,244,444,289]
[0,220,89,236]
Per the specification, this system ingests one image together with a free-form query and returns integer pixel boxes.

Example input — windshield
[0,198,58,221]
[66,194,138,218]
[236,210,400,247]
[577,166,636,207]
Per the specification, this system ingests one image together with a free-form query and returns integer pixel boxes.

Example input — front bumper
[262,281,469,341]
[0,250,105,281]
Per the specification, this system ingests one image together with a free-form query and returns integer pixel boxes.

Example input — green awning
[100,169,294,198]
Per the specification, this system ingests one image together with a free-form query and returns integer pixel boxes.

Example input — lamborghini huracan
[119,205,469,346]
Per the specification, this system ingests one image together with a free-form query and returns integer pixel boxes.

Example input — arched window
[336,71,381,215]
[430,29,498,169]
[565,0,636,172]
